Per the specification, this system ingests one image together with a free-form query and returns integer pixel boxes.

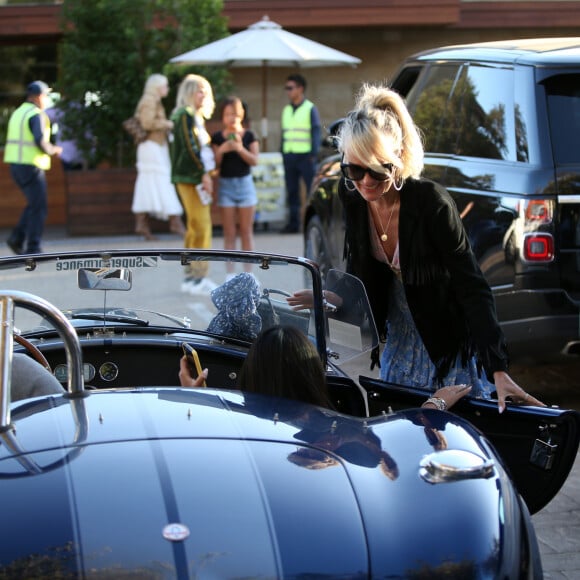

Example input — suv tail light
[523,233,554,262]
[524,199,553,223]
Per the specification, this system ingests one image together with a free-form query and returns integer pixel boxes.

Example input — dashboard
[16,335,366,416]
[27,337,246,391]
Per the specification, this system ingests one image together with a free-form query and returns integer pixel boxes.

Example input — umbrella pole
[261,62,268,151]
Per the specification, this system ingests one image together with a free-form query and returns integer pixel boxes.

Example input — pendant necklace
[374,197,399,242]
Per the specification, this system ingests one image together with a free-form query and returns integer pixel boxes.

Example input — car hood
[0,389,515,578]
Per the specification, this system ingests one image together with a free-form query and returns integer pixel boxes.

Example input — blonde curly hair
[174,73,215,120]
[143,74,168,98]
[337,83,424,180]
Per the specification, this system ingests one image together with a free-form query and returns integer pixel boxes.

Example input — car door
[359,375,580,514]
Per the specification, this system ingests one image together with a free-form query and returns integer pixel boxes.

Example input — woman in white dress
[131,74,185,240]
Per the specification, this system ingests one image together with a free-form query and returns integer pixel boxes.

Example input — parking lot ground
[533,450,580,579]
[2,225,580,577]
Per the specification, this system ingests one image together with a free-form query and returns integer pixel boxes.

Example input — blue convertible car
[0,249,578,578]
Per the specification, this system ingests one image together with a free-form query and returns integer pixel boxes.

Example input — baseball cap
[27,80,52,96]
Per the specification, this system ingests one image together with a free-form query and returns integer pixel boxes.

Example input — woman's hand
[423,384,472,411]
[286,289,343,311]
[179,355,208,388]
[493,371,546,413]
[287,289,314,310]
[228,134,242,151]
[202,172,213,195]
[219,138,239,154]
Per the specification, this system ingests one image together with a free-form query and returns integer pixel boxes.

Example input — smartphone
[181,342,206,387]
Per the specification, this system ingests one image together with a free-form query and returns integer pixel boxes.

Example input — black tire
[305,215,332,283]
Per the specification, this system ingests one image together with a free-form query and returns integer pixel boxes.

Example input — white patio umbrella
[169,15,361,149]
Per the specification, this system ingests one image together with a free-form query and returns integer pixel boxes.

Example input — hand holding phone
[181,342,207,387]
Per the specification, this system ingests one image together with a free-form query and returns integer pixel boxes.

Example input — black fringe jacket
[339,177,509,383]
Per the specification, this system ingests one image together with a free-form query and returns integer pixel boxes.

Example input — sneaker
[187,277,218,295]
[181,279,194,293]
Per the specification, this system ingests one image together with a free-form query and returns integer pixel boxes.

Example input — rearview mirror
[77,268,132,291]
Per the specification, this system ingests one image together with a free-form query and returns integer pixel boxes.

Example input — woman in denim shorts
[211,97,260,278]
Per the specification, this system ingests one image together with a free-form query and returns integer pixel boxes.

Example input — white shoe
[188,277,218,294]
[181,279,194,293]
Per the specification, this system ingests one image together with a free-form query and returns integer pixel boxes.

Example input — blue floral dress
[371,223,494,399]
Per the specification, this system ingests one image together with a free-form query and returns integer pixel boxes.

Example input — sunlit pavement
[2,225,579,578]
[0,225,302,255]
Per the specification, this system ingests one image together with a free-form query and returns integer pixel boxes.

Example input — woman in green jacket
[170,74,217,294]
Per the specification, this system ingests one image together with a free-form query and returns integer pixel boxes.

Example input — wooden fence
[1,160,223,236]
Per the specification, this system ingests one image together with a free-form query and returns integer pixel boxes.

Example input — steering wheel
[13,333,51,372]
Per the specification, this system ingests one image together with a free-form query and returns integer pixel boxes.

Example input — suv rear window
[455,64,521,162]
[410,64,461,155]
[409,62,528,163]
[545,74,580,165]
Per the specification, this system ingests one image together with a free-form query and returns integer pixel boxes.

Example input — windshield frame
[0,248,328,358]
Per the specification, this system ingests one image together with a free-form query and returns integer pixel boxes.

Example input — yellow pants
[176,182,212,280]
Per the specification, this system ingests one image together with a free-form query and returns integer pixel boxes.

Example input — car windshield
[0,249,377,365]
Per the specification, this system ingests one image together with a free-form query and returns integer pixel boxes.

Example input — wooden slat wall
[2,2,580,40]
[65,168,136,236]
[0,2,461,38]
[0,5,61,43]
[65,169,221,237]
[222,0,461,28]
[456,1,580,28]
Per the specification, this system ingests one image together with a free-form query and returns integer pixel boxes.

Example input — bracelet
[422,397,447,411]
[322,291,338,313]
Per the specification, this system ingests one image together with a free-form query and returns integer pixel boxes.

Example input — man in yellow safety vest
[3,80,62,254]
[280,74,321,234]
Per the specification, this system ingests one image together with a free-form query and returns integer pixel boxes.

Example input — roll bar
[0,291,84,429]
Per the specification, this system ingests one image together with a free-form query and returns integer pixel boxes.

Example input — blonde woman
[289,83,545,413]
[170,74,217,294]
[334,83,545,412]
[131,73,185,240]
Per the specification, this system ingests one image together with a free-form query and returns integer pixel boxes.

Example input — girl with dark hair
[179,324,471,412]
[211,96,259,279]
[238,325,332,408]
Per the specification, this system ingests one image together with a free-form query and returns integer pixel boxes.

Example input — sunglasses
[340,162,394,182]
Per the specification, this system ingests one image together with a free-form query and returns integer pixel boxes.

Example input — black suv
[304,38,580,362]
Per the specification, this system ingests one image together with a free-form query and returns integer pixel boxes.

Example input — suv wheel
[305,216,331,282]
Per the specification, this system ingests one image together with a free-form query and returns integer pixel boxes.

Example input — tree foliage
[59,0,231,167]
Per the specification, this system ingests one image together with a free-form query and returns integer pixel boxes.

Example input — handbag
[122,115,148,145]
